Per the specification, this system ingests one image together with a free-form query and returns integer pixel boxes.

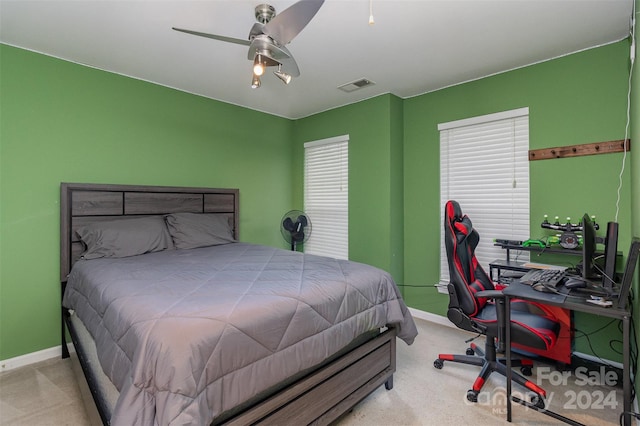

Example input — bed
[60,183,418,425]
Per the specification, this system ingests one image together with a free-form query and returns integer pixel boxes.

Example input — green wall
[291,41,633,362]
[631,0,639,398]
[1,36,636,368]
[291,94,404,281]
[633,0,640,237]
[0,45,293,360]
[404,41,632,361]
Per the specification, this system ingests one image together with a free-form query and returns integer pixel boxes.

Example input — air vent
[337,78,376,93]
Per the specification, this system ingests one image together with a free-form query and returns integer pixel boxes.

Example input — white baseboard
[0,344,73,372]
[408,307,456,329]
[572,351,624,370]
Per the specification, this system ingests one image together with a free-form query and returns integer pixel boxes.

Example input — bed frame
[60,182,397,425]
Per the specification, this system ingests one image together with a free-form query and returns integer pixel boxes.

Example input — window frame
[303,135,349,259]
[438,108,530,292]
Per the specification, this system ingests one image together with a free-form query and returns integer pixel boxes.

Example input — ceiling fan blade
[248,35,291,61]
[172,27,251,46]
[263,0,324,45]
[278,46,300,77]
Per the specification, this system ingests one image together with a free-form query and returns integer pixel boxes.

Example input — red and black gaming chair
[434,200,560,407]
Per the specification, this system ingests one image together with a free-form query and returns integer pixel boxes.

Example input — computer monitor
[616,238,640,310]
[601,222,619,291]
[581,213,597,280]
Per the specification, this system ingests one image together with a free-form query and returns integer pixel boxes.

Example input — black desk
[494,243,584,263]
[489,258,568,282]
[502,281,632,425]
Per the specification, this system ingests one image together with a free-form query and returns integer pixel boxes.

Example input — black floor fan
[280,210,312,251]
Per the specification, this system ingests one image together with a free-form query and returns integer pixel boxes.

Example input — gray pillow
[76,216,173,259]
[165,213,235,249]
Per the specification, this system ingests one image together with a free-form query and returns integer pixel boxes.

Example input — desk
[489,259,530,281]
[494,242,585,263]
[502,281,632,425]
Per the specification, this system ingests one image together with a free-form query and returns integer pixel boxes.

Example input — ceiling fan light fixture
[274,65,292,85]
[368,0,375,25]
[251,73,261,89]
[253,54,265,76]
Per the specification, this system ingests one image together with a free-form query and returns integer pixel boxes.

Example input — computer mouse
[532,282,553,292]
[564,278,587,289]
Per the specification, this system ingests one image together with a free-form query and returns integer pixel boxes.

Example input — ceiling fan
[173,0,324,88]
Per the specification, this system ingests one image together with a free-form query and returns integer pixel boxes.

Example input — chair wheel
[466,347,475,355]
[530,395,545,409]
[520,366,532,376]
[433,359,444,369]
[467,390,479,403]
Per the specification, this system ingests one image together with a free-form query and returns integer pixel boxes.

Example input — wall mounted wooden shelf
[528,139,630,161]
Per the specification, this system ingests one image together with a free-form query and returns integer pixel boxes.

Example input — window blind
[304,135,349,259]
[439,108,530,291]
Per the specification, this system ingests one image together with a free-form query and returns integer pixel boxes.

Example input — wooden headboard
[60,183,239,282]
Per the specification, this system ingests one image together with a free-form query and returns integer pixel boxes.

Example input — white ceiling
[0,0,634,119]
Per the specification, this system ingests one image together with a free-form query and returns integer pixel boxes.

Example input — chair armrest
[475,289,507,352]
[475,290,504,299]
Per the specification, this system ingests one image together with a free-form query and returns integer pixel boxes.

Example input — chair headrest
[445,200,463,222]
[445,200,474,238]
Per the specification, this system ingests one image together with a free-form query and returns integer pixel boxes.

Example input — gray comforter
[63,243,418,425]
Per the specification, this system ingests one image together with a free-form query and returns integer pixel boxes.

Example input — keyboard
[520,268,566,288]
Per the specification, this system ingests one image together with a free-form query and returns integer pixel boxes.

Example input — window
[439,108,530,291]
[304,135,349,259]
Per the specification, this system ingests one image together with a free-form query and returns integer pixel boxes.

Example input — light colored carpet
[0,318,625,425]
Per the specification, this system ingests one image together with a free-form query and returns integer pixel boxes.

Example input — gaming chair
[434,200,560,407]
